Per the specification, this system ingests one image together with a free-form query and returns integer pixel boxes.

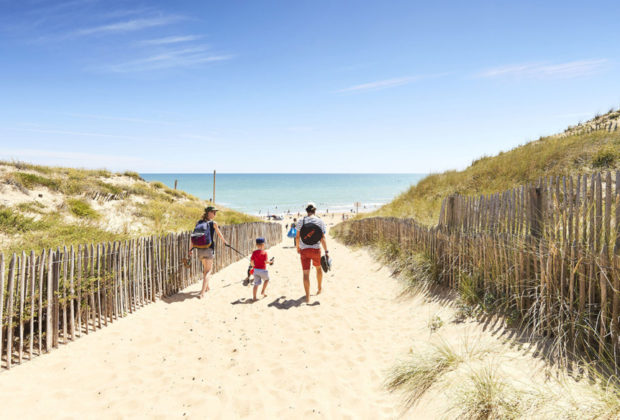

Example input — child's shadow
[231,297,256,305]
[267,296,320,309]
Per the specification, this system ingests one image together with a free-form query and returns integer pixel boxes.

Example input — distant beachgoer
[287,223,297,246]
[250,237,273,301]
[296,202,328,303]
[188,206,228,299]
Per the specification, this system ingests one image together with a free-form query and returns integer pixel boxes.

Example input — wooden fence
[0,222,281,371]
[335,171,620,366]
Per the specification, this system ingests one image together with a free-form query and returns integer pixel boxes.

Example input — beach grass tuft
[450,365,523,420]
[67,198,100,219]
[386,338,491,408]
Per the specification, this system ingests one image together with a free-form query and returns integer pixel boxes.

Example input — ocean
[140,173,425,215]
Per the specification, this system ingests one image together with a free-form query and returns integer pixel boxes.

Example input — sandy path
[0,226,431,419]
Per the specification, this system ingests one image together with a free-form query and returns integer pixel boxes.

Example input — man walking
[296,202,328,303]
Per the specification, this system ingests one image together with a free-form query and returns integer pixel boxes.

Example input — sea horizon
[141,173,426,215]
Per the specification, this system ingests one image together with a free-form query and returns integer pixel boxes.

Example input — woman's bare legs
[199,258,214,298]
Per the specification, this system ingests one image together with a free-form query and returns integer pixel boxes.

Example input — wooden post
[530,186,543,241]
[18,252,25,363]
[38,250,45,354]
[174,179,178,190]
[29,250,35,358]
[52,250,60,348]
[46,251,53,352]
[69,246,75,340]
[6,254,16,369]
[446,195,456,233]
[0,254,4,368]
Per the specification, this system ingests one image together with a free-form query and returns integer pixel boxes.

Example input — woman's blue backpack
[287,226,297,238]
[191,220,212,248]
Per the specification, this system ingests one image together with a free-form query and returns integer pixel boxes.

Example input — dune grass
[67,198,100,219]
[450,365,523,420]
[386,338,492,409]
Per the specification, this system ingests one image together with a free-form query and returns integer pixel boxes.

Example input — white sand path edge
[0,227,555,419]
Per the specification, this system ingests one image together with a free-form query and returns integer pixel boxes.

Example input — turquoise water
[140,173,425,215]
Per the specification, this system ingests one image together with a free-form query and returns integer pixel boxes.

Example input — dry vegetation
[0,161,258,255]
[371,111,620,225]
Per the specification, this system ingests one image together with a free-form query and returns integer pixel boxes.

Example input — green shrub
[123,171,144,181]
[16,201,46,213]
[592,146,617,168]
[67,199,99,219]
[151,181,165,189]
[0,207,42,233]
[12,172,59,191]
[96,181,123,195]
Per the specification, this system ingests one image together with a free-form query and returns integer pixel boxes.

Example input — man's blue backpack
[287,226,297,238]
[191,220,212,248]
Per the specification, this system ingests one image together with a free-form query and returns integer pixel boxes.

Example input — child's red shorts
[300,248,321,270]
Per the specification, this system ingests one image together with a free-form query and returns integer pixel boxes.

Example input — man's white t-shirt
[296,215,326,250]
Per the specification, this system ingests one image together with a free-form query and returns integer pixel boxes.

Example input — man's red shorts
[300,248,321,270]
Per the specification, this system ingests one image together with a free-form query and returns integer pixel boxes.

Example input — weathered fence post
[530,186,543,241]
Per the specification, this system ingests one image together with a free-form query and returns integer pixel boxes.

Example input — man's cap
[256,237,266,244]
[205,206,219,213]
[305,201,316,211]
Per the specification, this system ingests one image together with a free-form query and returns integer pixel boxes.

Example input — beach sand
[0,222,572,419]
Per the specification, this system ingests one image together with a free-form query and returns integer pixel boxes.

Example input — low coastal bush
[122,171,143,181]
[592,146,617,168]
[12,172,59,191]
[67,199,99,219]
[151,181,165,189]
[16,201,46,213]
[0,207,42,233]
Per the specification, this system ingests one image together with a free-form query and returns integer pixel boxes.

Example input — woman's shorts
[300,248,321,270]
[195,248,214,260]
[253,268,269,286]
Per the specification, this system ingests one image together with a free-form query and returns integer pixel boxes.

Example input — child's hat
[256,237,265,244]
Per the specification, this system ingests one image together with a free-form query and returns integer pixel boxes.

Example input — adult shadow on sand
[163,291,200,304]
[267,295,320,309]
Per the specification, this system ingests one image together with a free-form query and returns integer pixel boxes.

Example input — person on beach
[250,237,273,301]
[296,202,328,303]
[287,223,297,246]
[189,206,228,299]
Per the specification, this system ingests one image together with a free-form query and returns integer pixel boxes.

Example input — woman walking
[189,206,228,299]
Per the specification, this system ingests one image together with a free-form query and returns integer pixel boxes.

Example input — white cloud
[135,35,203,46]
[72,15,184,37]
[61,112,176,125]
[105,46,233,72]
[337,73,449,93]
[477,59,607,79]
[12,127,148,141]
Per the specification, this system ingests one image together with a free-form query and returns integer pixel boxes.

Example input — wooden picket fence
[0,222,281,371]
[335,171,620,366]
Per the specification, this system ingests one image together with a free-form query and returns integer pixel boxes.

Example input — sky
[0,0,619,173]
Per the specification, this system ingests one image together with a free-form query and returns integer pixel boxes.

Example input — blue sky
[0,0,619,173]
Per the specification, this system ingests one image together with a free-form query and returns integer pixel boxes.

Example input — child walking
[250,237,274,301]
